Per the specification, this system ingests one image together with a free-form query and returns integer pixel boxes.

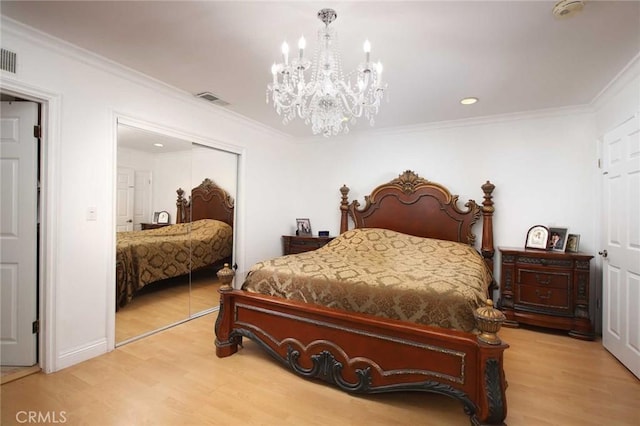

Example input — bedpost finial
[481,181,495,213]
[482,180,495,197]
[474,299,505,345]
[217,263,235,291]
[340,185,350,208]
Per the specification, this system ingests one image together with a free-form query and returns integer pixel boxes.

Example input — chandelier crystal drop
[266,8,387,137]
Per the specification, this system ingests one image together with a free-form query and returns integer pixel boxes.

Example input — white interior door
[116,167,134,232]
[601,113,640,379]
[133,170,152,230]
[0,101,38,366]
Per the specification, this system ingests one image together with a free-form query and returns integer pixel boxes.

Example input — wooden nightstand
[140,223,170,230]
[499,247,594,340]
[282,235,335,255]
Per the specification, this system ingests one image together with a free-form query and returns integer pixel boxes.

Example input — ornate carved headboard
[340,170,495,271]
[176,178,234,227]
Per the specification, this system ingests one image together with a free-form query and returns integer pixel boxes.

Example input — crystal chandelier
[266,8,387,137]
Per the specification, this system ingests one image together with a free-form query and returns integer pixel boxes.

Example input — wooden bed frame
[176,178,235,227]
[215,171,507,425]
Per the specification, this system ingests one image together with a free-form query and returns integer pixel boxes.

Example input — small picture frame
[525,225,550,250]
[296,218,312,236]
[549,227,568,252]
[566,234,580,253]
[153,211,160,223]
[157,211,170,224]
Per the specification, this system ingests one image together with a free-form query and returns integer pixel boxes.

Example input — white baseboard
[55,338,108,371]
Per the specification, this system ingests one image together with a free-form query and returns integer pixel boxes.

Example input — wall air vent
[1,48,17,73]
[196,92,230,107]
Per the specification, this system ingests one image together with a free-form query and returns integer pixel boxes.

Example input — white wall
[191,145,238,201]
[1,18,297,372]
[117,146,154,172]
[295,111,598,253]
[153,150,191,221]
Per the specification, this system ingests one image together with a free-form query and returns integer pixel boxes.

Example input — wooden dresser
[499,247,594,340]
[282,235,335,255]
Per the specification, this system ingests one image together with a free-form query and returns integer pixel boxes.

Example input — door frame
[1,79,62,373]
[109,113,246,350]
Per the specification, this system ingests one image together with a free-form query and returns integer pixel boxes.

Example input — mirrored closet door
[115,123,237,345]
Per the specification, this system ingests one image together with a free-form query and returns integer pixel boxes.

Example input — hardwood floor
[116,268,221,343]
[2,314,638,426]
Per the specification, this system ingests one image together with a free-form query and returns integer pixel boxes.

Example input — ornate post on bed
[481,181,496,273]
[215,264,240,357]
[176,188,187,224]
[339,184,350,234]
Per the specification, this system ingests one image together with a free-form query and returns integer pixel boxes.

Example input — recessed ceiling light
[153,143,164,147]
[460,97,479,105]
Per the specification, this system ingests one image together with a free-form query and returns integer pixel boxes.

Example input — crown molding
[296,104,593,143]
[1,17,294,143]
[590,50,640,112]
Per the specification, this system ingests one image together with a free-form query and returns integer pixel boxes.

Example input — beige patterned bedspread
[116,219,232,309]
[243,228,491,332]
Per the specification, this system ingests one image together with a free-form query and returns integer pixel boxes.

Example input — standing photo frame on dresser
[295,218,312,236]
[566,234,580,253]
[525,225,549,250]
[549,227,568,252]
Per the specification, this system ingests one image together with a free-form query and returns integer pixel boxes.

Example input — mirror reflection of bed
[115,123,237,344]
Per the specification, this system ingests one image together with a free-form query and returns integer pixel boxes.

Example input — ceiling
[2,1,639,137]
[118,124,192,153]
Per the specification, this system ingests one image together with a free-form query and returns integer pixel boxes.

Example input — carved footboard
[215,288,508,426]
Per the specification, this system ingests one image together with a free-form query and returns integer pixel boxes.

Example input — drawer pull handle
[535,274,551,285]
[536,289,552,300]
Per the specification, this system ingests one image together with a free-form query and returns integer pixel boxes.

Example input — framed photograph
[566,234,580,253]
[157,211,170,224]
[152,211,160,223]
[525,225,550,250]
[549,227,568,252]
[296,218,312,236]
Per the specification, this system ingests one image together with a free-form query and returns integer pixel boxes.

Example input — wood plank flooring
[2,314,638,425]
[116,269,221,343]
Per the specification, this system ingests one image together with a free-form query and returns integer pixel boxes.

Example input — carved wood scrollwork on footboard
[215,290,508,426]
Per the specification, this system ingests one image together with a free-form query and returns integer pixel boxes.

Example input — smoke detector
[553,0,584,17]
[195,92,230,106]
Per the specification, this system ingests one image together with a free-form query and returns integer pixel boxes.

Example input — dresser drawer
[516,284,570,313]
[517,269,570,290]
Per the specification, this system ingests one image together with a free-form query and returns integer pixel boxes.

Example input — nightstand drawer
[290,239,325,250]
[516,284,570,312]
[518,269,570,290]
[282,235,335,255]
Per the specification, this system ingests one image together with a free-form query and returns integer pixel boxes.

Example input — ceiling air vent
[196,92,230,107]
[1,48,17,73]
